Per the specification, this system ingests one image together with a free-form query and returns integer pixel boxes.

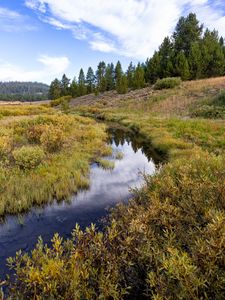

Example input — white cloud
[0,6,37,32]
[24,0,225,59]
[90,33,117,53]
[0,55,70,83]
[24,0,47,13]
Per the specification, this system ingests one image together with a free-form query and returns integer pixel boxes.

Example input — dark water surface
[0,127,160,279]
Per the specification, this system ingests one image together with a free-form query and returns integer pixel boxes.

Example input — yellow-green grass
[0,107,110,218]
[0,104,54,118]
[72,78,225,157]
[74,105,225,159]
[96,158,115,170]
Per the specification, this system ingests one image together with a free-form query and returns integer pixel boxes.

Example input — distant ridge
[0,81,49,101]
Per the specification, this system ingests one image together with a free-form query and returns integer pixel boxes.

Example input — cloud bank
[24,0,225,59]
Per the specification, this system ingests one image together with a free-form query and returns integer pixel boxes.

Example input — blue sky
[0,0,225,84]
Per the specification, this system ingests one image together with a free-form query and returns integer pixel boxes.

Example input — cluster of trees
[0,82,49,101]
[48,61,146,99]
[146,13,225,82]
[49,13,225,99]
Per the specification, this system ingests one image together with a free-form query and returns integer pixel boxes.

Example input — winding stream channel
[0,126,163,280]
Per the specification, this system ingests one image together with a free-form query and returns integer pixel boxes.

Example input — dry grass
[71,76,225,118]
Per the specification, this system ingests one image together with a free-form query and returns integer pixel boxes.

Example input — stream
[0,126,162,280]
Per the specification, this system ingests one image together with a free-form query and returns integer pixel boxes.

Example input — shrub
[6,154,225,299]
[191,105,225,119]
[26,124,46,143]
[0,136,12,161]
[211,90,225,106]
[40,125,64,152]
[154,77,182,90]
[50,96,72,107]
[13,146,45,169]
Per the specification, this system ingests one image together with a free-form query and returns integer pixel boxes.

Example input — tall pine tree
[126,62,135,88]
[96,62,107,92]
[173,13,203,56]
[105,63,115,91]
[48,78,61,100]
[133,63,146,89]
[175,52,190,80]
[86,67,95,94]
[61,74,70,96]
[201,29,225,77]
[78,68,86,96]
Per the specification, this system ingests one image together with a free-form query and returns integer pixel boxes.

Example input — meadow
[2,77,225,299]
[0,105,110,218]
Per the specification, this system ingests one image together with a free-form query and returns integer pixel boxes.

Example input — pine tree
[48,78,62,100]
[201,29,225,77]
[78,68,87,96]
[105,63,115,91]
[173,13,203,56]
[175,52,190,80]
[133,63,146,89]
[61,74,70,96]
[126,62,135,88]
[189,42,203,79]
[115,61,123,91]
[86,67,95,94]
[145,52,161,83]
[158,37,174,78]
[70,78,79,98]
[96,62,107,92]
[117,74,128,94]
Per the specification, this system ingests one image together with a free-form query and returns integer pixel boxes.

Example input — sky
[0,0,225,84]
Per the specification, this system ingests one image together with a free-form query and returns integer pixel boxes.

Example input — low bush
[0,136,12,162]
[191,105,225,119]
[40,125,64,152]
[12,146,45,169]
[26,124,47,143]
[50,95,72,107]
[212,90,225,106]
[154,77,182,90]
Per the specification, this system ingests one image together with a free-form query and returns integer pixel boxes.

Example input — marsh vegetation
[0,105,110,218]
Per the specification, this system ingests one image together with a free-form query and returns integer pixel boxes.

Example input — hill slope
[0,81,49,101]
[71,76,225,118]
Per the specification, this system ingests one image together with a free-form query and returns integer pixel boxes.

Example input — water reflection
[0,127,158,279]
[107,126,166,165]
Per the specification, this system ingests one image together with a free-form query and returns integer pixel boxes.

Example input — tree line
[49,61,146,99]
[0,82,49,101]
[49,13,225,99]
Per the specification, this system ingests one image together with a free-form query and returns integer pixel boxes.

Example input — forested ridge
[0,81,49,101]
[49,13,225,99]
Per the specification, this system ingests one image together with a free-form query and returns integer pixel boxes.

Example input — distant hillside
[0,81,49,101]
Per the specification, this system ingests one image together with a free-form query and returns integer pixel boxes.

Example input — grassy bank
[0,105,110,218]
[3,78,225,299]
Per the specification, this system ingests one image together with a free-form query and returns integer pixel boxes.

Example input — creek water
[0,127,162,280]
